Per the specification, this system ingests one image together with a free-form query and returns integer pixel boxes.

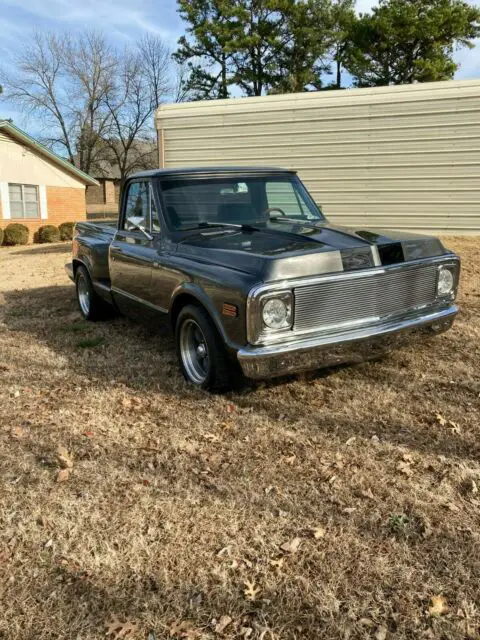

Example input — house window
[9,184,40,218]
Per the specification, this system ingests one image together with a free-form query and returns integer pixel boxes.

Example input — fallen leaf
[375,625,388,640]
[269,558,284,569]
[396,461,414,477]
[345,437,356,446]
[226,404,237,413]
[83,431,94,438]
[429,595,449,617]
[449,421,461,434]
[215,615,232,634]
[359,618,375,627]
[280,537,301,553]
[203,433,221,443]
[56,469,70,483]
[57,446,73,469]
[243,580,260,601]
[312,526,326,539]
[106,617,138,638]
[343,507,356,514]
[442,502,459,512]
[435,413,447,427]
[10,426,26,439]
[44,539,53,549]
[360,488,375,500]
[169,621,192,638]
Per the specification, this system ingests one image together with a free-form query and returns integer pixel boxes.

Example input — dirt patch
[0,238,479,639]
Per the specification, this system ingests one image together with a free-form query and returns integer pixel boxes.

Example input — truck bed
[70,220,117,284]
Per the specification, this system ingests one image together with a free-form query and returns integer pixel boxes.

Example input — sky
[1,0,480,129]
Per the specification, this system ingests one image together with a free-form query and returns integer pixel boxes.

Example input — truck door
[110,179,160,319]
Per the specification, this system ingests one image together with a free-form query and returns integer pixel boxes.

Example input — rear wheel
[75,265,110,321]
[175,304,240,391]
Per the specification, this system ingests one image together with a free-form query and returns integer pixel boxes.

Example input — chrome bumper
[237,306,457,380]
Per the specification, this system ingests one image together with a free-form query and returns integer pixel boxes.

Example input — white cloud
[1,0,181,45]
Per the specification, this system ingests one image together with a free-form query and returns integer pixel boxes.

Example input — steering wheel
[262,207,287,217]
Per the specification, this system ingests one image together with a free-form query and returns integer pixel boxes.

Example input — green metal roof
[0,120,99,186]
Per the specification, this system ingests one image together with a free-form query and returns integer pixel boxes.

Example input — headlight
[262,294,293,330]
[437,267,455,297]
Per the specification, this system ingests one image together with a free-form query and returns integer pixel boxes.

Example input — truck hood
[176,221,449,282]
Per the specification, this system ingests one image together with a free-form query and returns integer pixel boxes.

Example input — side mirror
[126,217,153,240]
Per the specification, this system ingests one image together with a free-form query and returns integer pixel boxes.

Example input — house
[156,78,480,234]
[0,120,98,238]
[85,140,157,219]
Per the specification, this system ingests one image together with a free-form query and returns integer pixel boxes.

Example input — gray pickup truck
[66,166,460,391]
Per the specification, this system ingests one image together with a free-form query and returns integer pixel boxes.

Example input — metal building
[155,79,480,234]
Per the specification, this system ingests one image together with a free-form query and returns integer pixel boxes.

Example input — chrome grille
[294,265,438,333]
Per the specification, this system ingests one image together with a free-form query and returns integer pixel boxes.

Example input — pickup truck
[66,166,460,391]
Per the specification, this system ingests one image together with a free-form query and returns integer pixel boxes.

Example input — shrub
[58,221,75,241]
[3,223,29,246]
[0,228,3,246]
[37,224,60,243]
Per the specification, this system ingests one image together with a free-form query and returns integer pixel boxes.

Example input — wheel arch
[170,285,232,349]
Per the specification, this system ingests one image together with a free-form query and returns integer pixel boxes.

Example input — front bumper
[237,305,457,380]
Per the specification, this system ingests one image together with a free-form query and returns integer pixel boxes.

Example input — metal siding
[156,79,480,234]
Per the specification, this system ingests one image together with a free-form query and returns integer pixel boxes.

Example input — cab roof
[130,166,296,180]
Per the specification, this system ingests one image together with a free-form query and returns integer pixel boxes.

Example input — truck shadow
[2,283,478,465]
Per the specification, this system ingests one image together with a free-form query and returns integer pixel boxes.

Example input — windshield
[157,175,324,231]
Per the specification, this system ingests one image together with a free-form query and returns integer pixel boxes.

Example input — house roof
[0,120,99,186]
[83,140,157,180]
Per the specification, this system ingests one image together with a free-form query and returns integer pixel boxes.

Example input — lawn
[0,238,479,640]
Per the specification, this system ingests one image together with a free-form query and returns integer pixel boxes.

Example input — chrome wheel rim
[77,274,91,316]
[179,319,210,384]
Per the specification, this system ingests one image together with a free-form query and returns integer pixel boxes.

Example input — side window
[150,188,161,233]
[124,182,149,231]
[266,181,306,217]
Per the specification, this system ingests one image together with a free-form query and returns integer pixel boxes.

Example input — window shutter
[39,185,48,220]
[0,183,11,219]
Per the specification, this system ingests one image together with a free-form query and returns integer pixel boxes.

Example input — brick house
[85,141,157,219]
[0,120,98,239]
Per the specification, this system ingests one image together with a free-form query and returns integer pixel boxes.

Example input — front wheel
[175,305,240,392]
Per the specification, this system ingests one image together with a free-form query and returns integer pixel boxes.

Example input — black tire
[75,265,111,321]
[175,304,242,392]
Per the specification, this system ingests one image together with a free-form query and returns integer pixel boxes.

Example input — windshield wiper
[179,221,262,232]
[269,216,325,228]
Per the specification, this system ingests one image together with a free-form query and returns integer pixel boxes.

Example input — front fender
[170,282,243,353]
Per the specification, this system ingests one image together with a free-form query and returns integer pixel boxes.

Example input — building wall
[0,132,87,241]
[86,179,120,218]
[0,131,87,188]
[155,79,480,234]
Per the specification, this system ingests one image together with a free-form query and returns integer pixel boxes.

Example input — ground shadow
[2,283,479,464]
[9,242,72,256]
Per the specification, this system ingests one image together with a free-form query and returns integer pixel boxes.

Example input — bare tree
[1,29,175,180]
[102,51,158,182]
[137,33,171,110]
[172,61,194,103]
[64,31,116,173]
[0,31,115,174]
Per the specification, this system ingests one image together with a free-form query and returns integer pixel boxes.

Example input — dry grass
[0,238,479,640]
